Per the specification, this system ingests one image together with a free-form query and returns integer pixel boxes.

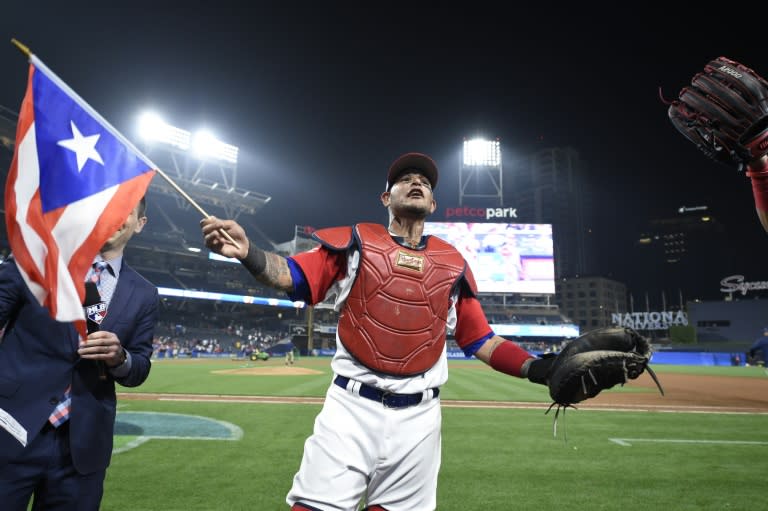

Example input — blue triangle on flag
[32,68,151,213]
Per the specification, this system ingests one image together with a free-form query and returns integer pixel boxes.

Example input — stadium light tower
[459,137,503,206]
[191,129,239,165]
[136,110,268,220]
[138,112,190,150]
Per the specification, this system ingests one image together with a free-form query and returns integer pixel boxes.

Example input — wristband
[240,241,266,276]
[489,341,534,378]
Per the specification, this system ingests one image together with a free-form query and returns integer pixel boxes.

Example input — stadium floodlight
[463,138,501,167]
[192,129,239,164]
[137,111,191,150]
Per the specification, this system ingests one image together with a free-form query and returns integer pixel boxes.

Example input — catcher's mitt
[525,327,663,438]
[550,327,662,406]
[527,327,664,408]
[666,57,768,233]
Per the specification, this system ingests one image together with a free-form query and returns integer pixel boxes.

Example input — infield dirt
[120,369,768,414]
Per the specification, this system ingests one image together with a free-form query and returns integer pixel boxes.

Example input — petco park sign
[719,275,768,296]
[611,311,688,331]
[444,206,517,220]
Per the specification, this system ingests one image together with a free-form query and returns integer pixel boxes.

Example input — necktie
[90,261,107,285]
[89,261,115,307]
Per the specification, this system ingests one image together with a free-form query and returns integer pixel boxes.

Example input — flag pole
[9,38,242,250]
[11,38,30,57]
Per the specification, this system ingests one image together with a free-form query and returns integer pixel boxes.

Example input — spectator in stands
[0,197,158,510]
[200,152,552,510]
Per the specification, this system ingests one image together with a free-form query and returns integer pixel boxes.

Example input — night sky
[2,4,767,298]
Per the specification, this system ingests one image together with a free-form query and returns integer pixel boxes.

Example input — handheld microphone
[83,281,107,380]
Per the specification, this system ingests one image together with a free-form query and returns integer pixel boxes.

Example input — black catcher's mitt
[667,56,768,169]
[526,327,664,408]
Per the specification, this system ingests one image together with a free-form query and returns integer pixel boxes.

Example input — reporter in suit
[0,196,159,510]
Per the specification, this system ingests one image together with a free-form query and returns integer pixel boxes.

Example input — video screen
[422,222,555,294]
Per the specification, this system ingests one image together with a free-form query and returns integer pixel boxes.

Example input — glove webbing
[544,361,665,442]
[545,402,573,442]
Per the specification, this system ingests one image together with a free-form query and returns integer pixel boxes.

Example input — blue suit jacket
[0,258,158,474]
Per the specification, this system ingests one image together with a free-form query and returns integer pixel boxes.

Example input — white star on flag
[56,120,104,172]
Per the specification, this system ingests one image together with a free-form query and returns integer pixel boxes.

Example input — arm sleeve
[453,292,494,357]
[287,246,347,305]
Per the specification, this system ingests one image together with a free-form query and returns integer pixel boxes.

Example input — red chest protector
[313,223,475,376]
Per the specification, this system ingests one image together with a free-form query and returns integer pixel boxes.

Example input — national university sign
[611,311,689,331]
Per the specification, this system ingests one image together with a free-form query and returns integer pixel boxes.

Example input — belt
[334,375,439,409]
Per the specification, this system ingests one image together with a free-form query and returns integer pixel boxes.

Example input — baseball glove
[666,56,768,232]
[526,327,664,408]
[667,56,768,168]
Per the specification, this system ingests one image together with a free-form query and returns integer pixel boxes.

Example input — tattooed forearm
[240,242,293,291]
[259,252,293,291]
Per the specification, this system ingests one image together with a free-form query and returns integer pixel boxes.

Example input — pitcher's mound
[213,366,323,376]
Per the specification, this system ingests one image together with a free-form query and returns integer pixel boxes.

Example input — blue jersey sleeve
[461,331,495,357]
[286,257,311,303]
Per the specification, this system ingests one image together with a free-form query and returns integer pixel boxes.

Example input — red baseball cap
[386,152,439,191]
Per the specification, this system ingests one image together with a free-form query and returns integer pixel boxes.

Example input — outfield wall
[649,351,746,366]
[153,348,749,366]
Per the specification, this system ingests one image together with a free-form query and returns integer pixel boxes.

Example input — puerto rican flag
[4,55,156,337]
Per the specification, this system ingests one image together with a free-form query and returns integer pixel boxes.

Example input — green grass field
[104,358,768,510]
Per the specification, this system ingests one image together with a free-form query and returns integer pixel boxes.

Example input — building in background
[554,276,628,331]
[508,147,596,279]
[634,206,732,304]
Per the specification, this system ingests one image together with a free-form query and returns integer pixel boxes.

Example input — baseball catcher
[522,327,664,433]
[666,56,768,233]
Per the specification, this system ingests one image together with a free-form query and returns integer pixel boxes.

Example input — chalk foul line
[609,438,768,447]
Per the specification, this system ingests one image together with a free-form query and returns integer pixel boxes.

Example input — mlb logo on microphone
[86,302,108,324]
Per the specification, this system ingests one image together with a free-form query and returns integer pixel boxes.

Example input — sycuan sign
[719,275,768,296]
